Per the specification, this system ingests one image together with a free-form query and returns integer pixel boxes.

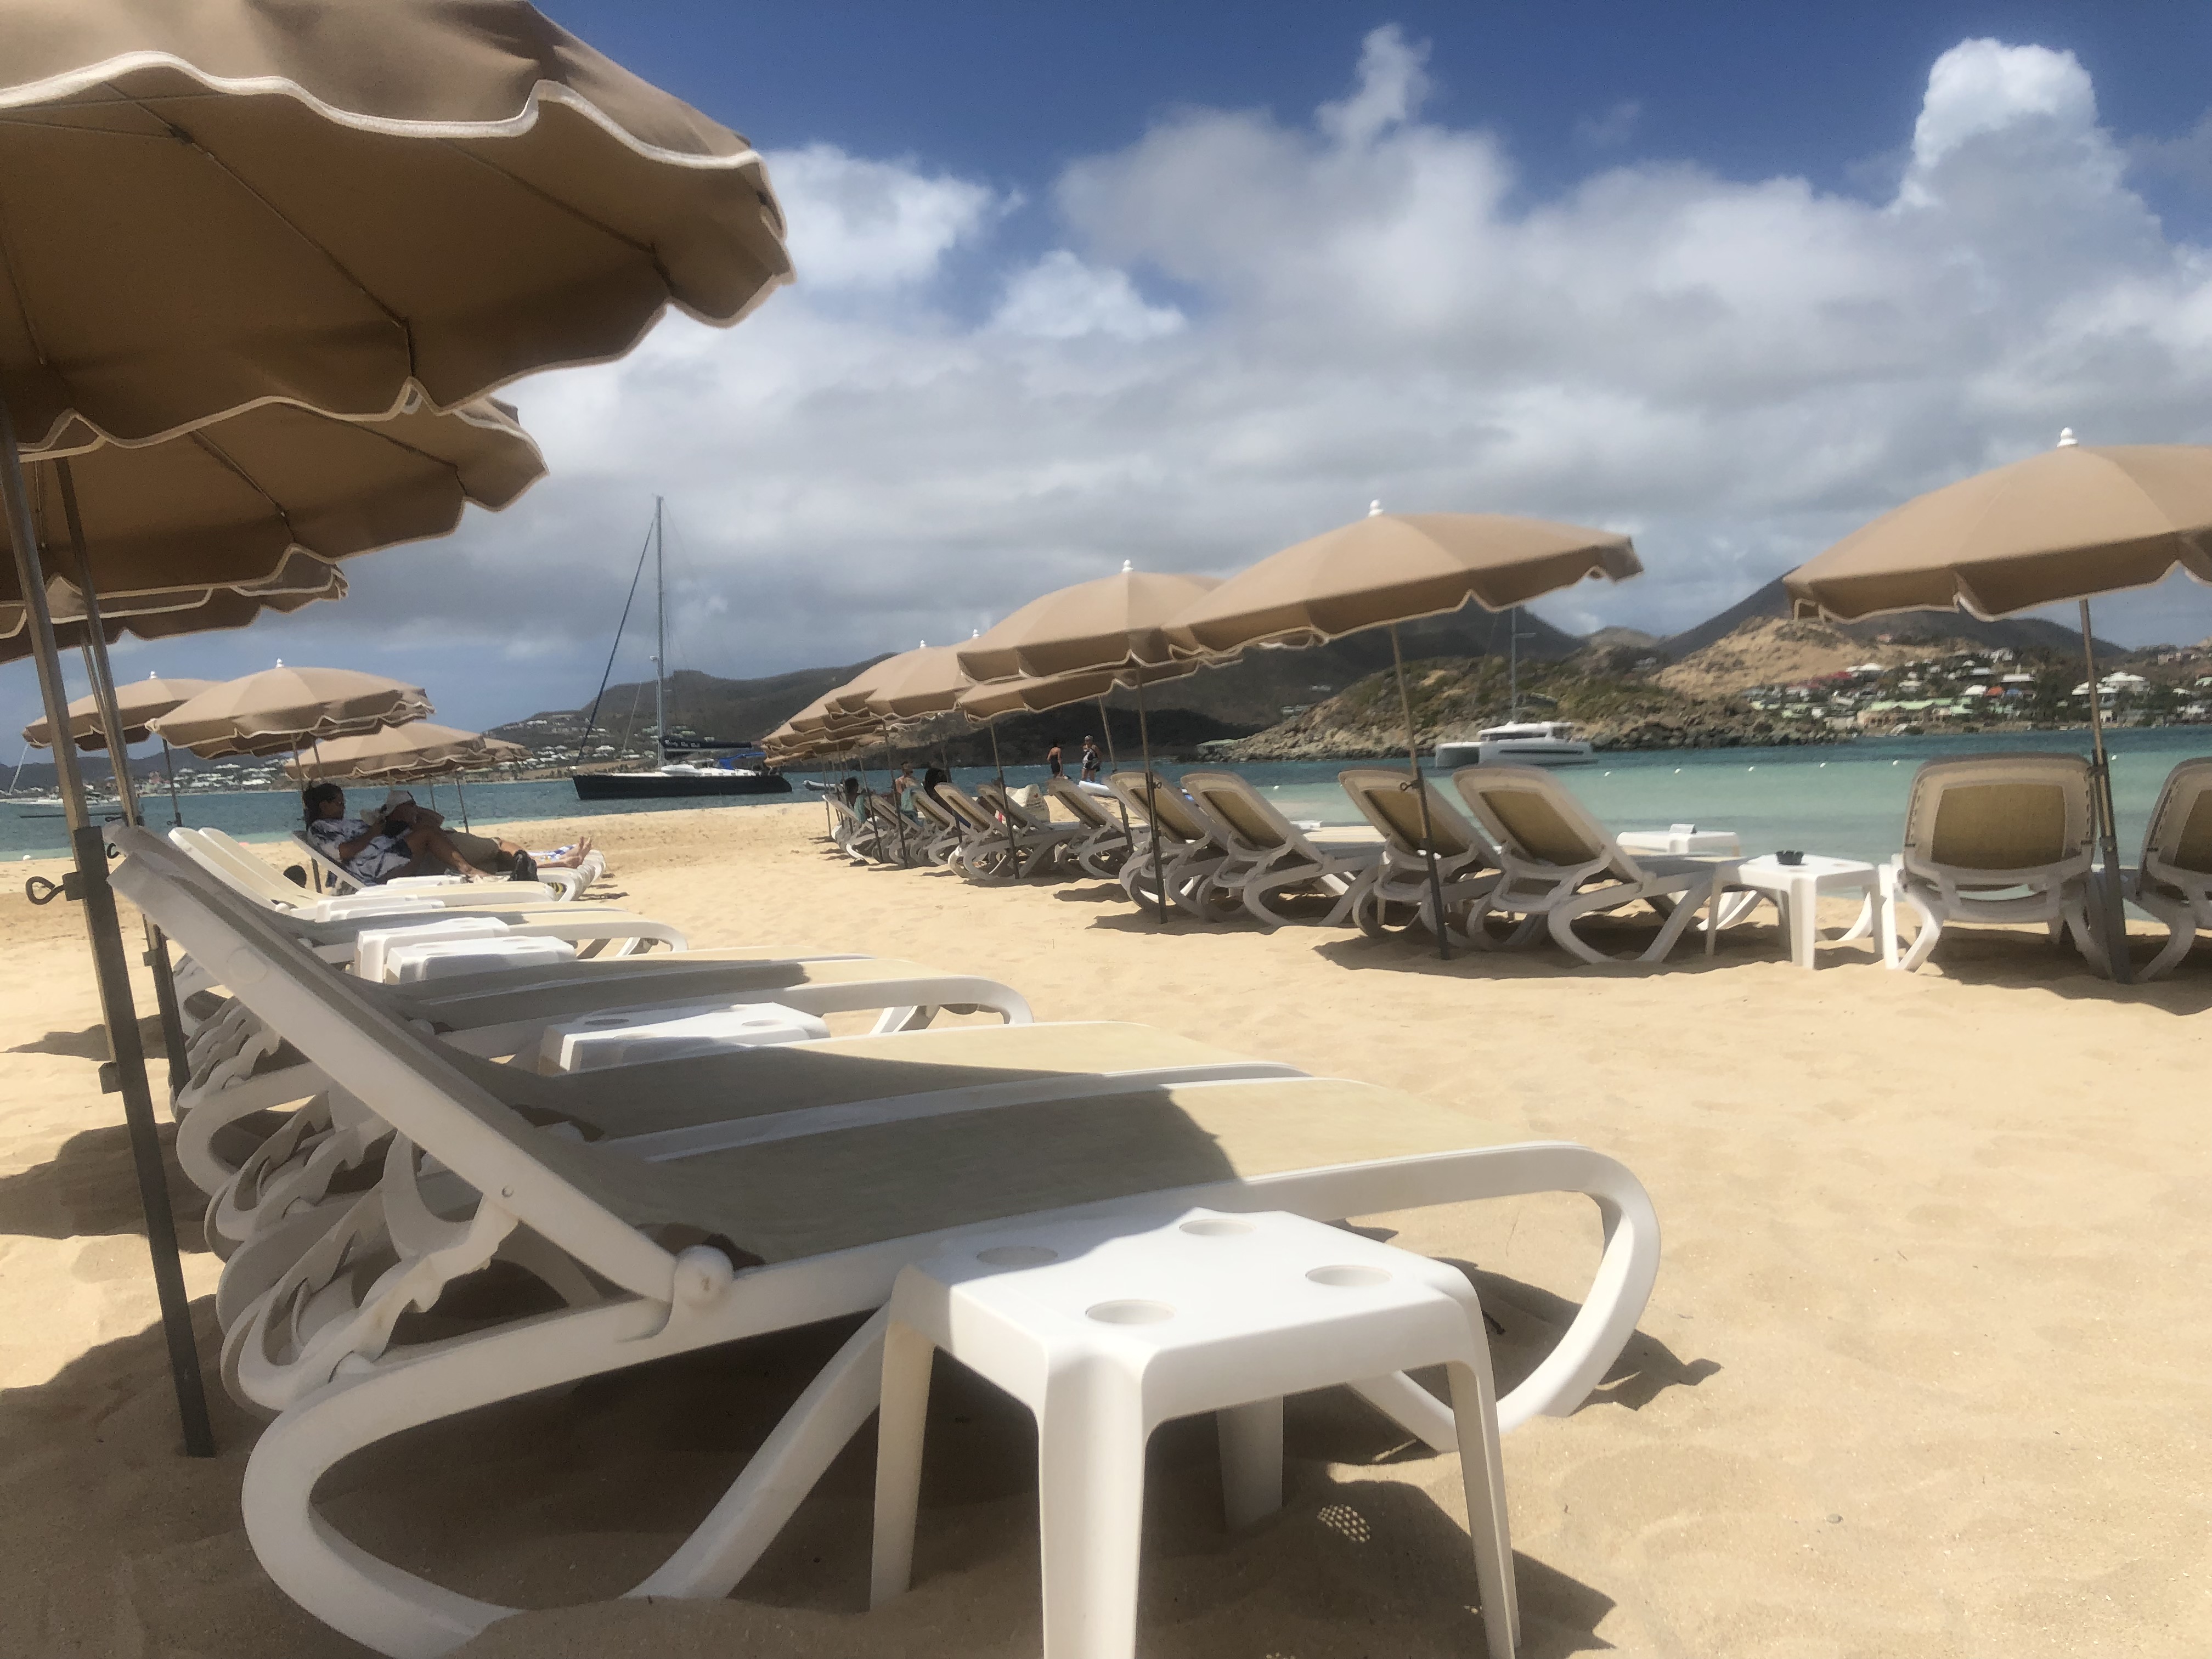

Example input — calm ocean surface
[6,727,2208,870]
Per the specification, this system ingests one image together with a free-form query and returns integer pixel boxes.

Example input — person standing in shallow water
[1046,741,1065,780]
[1081,735,1102,782]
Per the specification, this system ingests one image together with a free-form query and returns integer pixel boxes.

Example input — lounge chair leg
[1446,1357,1520,1659]
[870,1317,936,1605]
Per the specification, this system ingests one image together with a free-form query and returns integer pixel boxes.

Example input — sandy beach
[2,799,2207,1658]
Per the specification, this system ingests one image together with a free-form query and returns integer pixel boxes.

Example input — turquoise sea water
[5,727,2207,870]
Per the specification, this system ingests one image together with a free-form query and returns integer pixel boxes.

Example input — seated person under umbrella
[302,783,595,885]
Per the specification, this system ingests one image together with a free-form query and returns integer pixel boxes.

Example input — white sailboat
[570,499,792,800]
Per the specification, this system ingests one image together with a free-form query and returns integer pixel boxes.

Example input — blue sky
[10,4,2212,746]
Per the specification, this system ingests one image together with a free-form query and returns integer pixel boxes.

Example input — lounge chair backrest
[1451,766,1621,874]
[173,827,307,910]
[110,825,678,1299]
[936,785,1004,836]
[1047,776,1119,831]
[2145,757,2212,875]
[1121,772,1212,844]
[1901,753,2092,878]
[914,791,961,832]
[1338,768,1483,860]
[1177,771,1295,853]
[977,782,1043,830]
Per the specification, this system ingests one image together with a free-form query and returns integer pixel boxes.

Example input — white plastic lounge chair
[290,826,591,900]
[1880,753,2097,974]
[909,791,967,867]
[185,827,566,913]
[935,783,1073,883]
[111,822,1660,1659]
[2126,757,2212,979]
[178,952,1037,1211]
[1177,770,1385,927]
[1337,768,1503,940]
[1046,776,1132,878]
[1105,771,1236,918]
[1449,766,1726,964]
[977,781,1086,877]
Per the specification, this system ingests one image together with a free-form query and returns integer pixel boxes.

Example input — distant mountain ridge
[1661,576,2110,659]
[478,579,2114,752]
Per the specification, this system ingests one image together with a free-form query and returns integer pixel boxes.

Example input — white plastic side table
[1618,824,1742,857]
[1733,854,1888,968]
[870,1206,1516,1659]
[536,1001,831,1072]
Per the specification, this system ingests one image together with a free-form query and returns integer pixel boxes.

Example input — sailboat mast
[652,495,667,769]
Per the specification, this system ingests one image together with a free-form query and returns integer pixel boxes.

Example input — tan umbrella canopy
[0,0,792,451]
[0,561,347,668]
[7,400,543,600]
[858,644,974,720]
[0,2,792,1458]
[1167,505,1643,955]
[281,721,523,783]
[958,566,1222,682]
[1165,509,1641,656]
[955,657,1202,720]
[822,653,911,718]
[23,674,215,751]
[150,664,431,759]
[1780,439,2212,622]
[1784,432,2212,985]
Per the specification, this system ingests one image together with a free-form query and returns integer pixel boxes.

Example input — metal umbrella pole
[2078,599,2134,985]
[1133,676,1169,924]
[2,409,215,1458]
[985,716,1021,878]
[55,456,201,1194]
[159,739,184,827]
[1390,623,1451,961]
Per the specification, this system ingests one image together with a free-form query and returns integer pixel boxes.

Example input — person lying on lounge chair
[302,784,590,885]
[374,789,597,880]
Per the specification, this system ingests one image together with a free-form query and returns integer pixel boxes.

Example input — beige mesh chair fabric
[1884,753,2097,973]
[1449,766,1721,964]
[0,0,790,452]
[1338,768,1502,940]
[2124,757,2212,978]
[109,821,1660,1659]
[1178,770,1384,927]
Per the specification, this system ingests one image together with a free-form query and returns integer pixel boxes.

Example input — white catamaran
[1433,605,1595,769]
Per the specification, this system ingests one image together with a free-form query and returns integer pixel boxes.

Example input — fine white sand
[0,801,2205,1657]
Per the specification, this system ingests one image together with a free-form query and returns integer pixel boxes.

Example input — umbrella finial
[274,657,284,667]
[1121,560,1133,573]
[2057,428,2078,447]
[1369,500,1384,516]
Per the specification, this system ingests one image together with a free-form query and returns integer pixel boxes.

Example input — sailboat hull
[572,770,792,800]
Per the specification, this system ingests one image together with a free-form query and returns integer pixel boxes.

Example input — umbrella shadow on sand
[0,1265,1689,1658]
[0,1119,207,1246]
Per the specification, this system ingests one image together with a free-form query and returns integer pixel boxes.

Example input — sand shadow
[0,1119,208,1248]
[8,1010,172,1061]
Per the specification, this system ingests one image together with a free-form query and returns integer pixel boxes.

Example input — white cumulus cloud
[29,31,2212,739]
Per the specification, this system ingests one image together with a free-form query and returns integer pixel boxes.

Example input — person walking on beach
[1046,741,1065,780]
[1080,735,1102,782]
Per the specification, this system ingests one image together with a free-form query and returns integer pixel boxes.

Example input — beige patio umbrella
[281,721,527,833]
[1784,432,2212,984]
[6,400,543,602]
[0,1,790,1459]
[150,664,432,759]
[0,0,791,452]
[958,567,1228,913]
[859,644,974,720]
[958,566,1224,681]
[22,674,214,751]
[1167,505,1644,956]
